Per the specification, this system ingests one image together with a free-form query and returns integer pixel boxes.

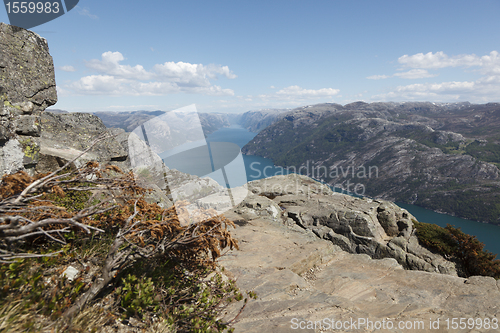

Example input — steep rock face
[0,23,57,176]
[235,174,457,275]
[0,23,57,111]
[243,102,500,224]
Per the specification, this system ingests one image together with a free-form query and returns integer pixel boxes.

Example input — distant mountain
[45,108,69,114]
[92,110,166,133]
[238,108,290,132]
[242,102,500,225]
[88,108,290,136]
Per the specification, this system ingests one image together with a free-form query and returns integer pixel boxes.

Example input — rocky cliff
[221,201,500,332]
[243,102,500,224]
[221,174,458,276]
[0,22,57,175]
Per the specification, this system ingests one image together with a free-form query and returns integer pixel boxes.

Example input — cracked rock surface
[221,176,500,332]
[0,23,57,176]
[0,23,57,111]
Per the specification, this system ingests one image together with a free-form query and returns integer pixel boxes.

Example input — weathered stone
[232,194,283,223]
[0,138,25,175]
[389,235,409,251]
[377,204,399,236]
[312,225,330,239]
[465,275,498,289]
[0,23,57,177]
[222,201,500,333]
[3,102,35,116]
[15,115,40,136]
[0,105,8,116]
[61,266,79,282]
[0,23,57,111]
[39,112,129,171]
[0,123,9,141]
[237,175,458,276]
[406,252,435,272]
[18,136,40,168]
[324,229,353,252]
[386,242,408,266]
[17,101,35,114]
[247,173,334,198]
[3,104,22,116]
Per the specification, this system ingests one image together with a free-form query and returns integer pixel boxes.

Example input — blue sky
[2,0,500,113]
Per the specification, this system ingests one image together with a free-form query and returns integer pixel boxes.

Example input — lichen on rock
[0,23,57,176]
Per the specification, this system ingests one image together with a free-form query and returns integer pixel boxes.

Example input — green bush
[414,221,500,279]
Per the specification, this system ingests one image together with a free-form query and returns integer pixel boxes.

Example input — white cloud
[367,74,390,80]
[59,65,76,72]
[367,69,437,80]
[153,62,236,87]
[85,52,152,80]
[68,75,131,95]
[370,51,500,102]
[267,85,340,100]
[77,7,98,19]
[398,51,500,75]
[373,77,500,102]
[66,51,236,96]
[394,69,437,79]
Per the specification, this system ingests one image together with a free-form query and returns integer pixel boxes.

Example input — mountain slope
[242,102,500,224]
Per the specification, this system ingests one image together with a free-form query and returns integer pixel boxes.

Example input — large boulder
[0,23,57,176]
[37,112,129,172]
[229,174,458,276]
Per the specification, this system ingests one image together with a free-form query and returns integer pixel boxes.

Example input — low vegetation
[413,221,500,279]
[0,157,253,332]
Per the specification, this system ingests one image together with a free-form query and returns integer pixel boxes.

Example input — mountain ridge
[242,102,500,225]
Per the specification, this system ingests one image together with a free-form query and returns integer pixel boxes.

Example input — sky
[2,0,500,113]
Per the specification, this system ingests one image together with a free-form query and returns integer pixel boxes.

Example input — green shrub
[413,221,457,255]
[414,221,500,279]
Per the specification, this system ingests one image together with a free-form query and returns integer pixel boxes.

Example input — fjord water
[203,125,500,256]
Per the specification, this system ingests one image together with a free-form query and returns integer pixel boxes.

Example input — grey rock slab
[15,115,41,136]
[221,201,500,332]
[0,23,57,111]
[38,112,130,174]
[241,174,458,276]
[0,138,24,175]
[247,173,334,198]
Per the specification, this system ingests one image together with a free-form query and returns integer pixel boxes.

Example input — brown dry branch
[1,149,240,322]
[64,200,239,319]
[0,133,139,263]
